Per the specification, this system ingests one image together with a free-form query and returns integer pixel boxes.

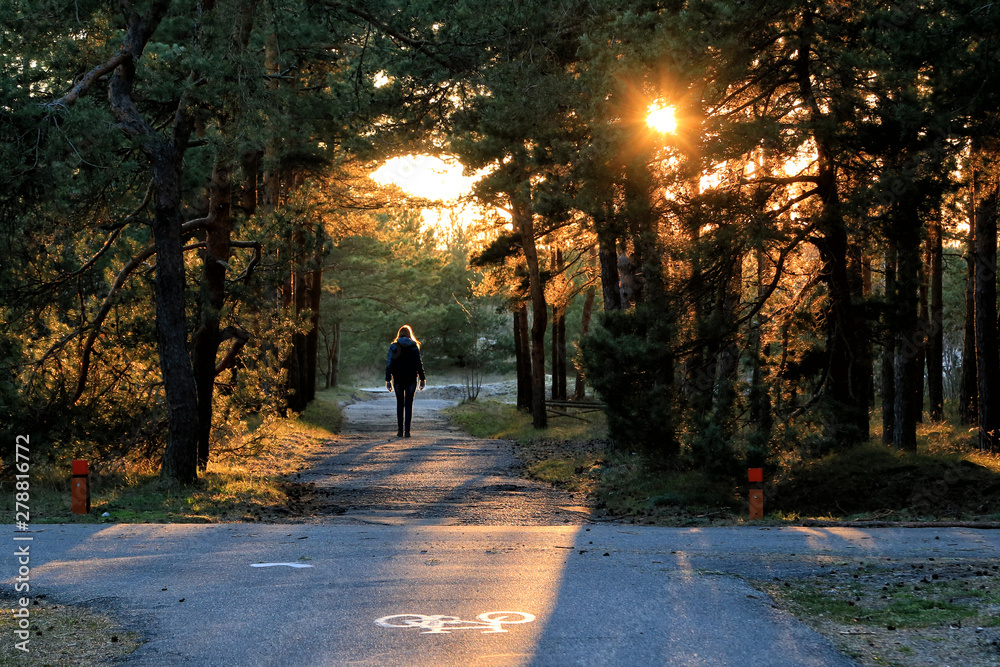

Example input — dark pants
[393,379,417,433]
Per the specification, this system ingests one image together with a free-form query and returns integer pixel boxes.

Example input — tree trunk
[551,248,567,400]
[881,245,896,445]
[960,201,978,425]
[514,303,532,412]
[551,302,567,401]
[150,148,200,483]
[105,0,198,483]
[849,249,873,440]
[798,14,867,445]
[285,222,308,413]
[550,304,559,400]
[926,215,944,421]
[893,211,921,452]
[304,232,324,403]
[748,247,772,451]
[816,175,866,444]
[574,285,595,399]
[597,228,622,312]
[193,159,233,470]
[712,253,742,428]
[916,230,929,424]
[512,191,547,428]
[240,150,259,217]
[685,220,713,422]
[262,33,281,215]
[330,321,341,388]
[974,171,1000,453]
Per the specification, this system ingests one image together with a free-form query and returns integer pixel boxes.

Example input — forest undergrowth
[446,400,1000,527]
[0,388,357,525]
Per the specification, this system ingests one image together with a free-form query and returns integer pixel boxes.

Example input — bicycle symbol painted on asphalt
[374,611,536,634]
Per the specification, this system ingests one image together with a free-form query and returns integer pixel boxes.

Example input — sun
[646,104,677,134]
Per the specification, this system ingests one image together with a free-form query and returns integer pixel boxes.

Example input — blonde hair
[394,325,420,347]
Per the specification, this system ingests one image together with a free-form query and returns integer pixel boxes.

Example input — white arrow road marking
[250,563,314,568]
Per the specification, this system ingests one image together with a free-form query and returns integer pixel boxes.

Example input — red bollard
[71,460,90,514]
[748,468,763,520]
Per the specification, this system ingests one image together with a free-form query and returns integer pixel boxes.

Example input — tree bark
[514,303,532,412]
[190,0,259,470]
[927,215,944,421]
[550,304,561,400]
[551,247,567,401]
[193,159,233,470]
[974,171,1000,452]
[512,191,547,428]
[881,245,896,446]
[712,252,742,429]
[304,231,324,404]
[893,211,921,452]
[262,33,282,215]
[321,289,342,388]
[149,149,200,483]
[330,322,340,388]
[240,150,260,217]
[105,0,198,483]
[597,226,622,312]
[797,12,867,445]
[849,249,873,440]
[960,200,979,425]
[748,247,772,444]
[916,229,929,424]
[287,221,310,413]
[574,285,595,399]
[685,218,713,422]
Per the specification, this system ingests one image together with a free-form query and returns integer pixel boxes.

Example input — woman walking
[385,325,426,437]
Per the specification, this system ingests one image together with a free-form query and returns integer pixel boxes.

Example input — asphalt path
[286,387,592,525]
[10,524,1000,665]
[6,389,1000,665]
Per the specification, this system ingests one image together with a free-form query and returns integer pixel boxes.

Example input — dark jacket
[385,337,425,384]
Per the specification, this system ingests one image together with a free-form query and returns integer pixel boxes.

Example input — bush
[581,305,678,462]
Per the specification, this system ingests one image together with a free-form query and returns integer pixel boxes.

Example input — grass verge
[0,388,365,666]
[0,387,362,525]
[769,437,1000,522]
[0,594,141,666]
[445,399,607,493]
[445,399,1000,526]
[444,399,738,518]
[755,558,1000,666]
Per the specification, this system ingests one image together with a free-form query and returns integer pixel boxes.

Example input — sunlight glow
[371,155,475,202]
[370,154,500,235]
[646,104,677,134]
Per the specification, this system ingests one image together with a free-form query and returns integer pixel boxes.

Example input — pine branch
[741,175,821,186]
[214,327,251,375]
[324,1,457,72]
[47,53,130,109]
[71,244,158,404]
[31,182,155,295]
[68,236,248,404]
